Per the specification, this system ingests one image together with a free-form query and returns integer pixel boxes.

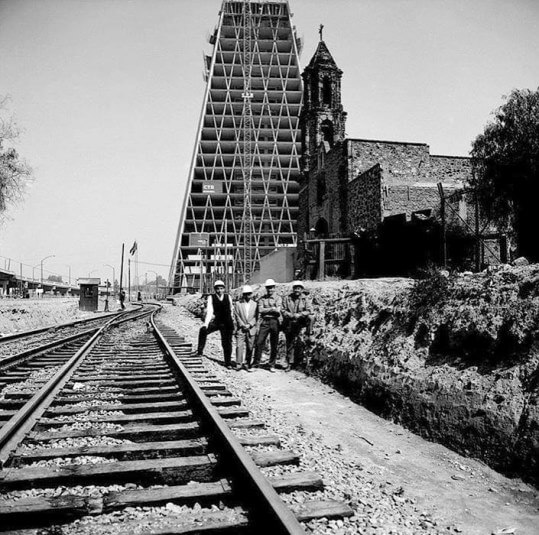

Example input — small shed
[78,278,101,311]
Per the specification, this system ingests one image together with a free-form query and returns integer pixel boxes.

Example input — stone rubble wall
[347,164,383,232]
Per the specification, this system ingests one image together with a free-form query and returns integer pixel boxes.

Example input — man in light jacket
[234,285,257,371]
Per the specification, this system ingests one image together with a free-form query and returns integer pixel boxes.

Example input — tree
[47,274,63,283]
[470,88,539,260]
[0,97,32,219]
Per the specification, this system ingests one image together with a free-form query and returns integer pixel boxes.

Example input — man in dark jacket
[281,280,313,370]
[196,280,235,367]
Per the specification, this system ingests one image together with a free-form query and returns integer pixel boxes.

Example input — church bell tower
[300,27,347,175]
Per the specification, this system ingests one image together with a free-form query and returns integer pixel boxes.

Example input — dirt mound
[0,298,97,334]
[302,267,539,486]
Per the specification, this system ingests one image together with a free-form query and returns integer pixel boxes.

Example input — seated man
[196,280,234,368]
[281,280,313,370]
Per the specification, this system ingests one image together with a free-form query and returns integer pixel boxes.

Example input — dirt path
[164,305,539,534]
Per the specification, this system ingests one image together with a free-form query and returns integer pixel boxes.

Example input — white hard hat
[292,280,305,289]
[213,280,225,288]
[242,285,253,293]
[264,278,276,287]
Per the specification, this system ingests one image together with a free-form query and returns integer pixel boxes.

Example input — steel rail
[0,328,99,371]
[151,313,307,535]
[0,308,153,468]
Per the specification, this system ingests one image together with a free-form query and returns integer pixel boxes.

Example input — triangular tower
[169,0,303,292]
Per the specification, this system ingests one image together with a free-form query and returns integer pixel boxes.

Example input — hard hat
[291,280,305,289]
[264,278,276,287]
[242,285,253,294]
[213,280,225,288]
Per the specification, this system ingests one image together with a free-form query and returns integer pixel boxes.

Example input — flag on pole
[129,241,138,255]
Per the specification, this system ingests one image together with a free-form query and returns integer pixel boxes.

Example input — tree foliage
[470,88,539,260]
[0,97,32,218]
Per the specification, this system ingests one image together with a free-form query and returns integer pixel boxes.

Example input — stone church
[297,37,476,275]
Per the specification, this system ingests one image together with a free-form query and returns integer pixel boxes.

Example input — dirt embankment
[178,266,539,487]
[304,267,539,487]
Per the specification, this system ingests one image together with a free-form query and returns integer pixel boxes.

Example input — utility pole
[119,243,125,293]
[474,191,481,271]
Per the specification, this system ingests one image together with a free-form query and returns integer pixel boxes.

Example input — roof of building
[305,40,339,70]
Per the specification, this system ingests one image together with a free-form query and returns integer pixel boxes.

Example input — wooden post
[319,241,326,280]
[474,192,481,271]
[349,243,357,278]
[437,183,447,269]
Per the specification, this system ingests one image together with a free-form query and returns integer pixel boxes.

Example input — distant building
[297,38,497,277]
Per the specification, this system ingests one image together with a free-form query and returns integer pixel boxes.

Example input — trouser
[236,329,254,367]
[254,318,280,366]
[284,317,312,366]
[197,321,233,365]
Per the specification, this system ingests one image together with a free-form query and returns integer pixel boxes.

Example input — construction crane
[240,0,254,284]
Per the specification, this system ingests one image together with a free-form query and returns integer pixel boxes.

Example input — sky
[0,0,538,285]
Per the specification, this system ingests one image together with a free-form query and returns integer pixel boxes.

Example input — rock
[512,257,529,266]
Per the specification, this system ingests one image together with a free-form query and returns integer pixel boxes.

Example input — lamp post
[32,264,40,282]
[147,270,159,300]
[104,264,116,296]
[65,265,71,287]
[40,255,55,291]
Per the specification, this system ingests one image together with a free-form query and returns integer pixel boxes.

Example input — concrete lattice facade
[170,0,302,291]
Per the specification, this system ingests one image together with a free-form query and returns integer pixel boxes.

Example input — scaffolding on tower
[240,0,255,284]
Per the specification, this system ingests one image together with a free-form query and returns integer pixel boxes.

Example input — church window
[317,173,326,205]
[322,77,332,106]
[320,120,334,147]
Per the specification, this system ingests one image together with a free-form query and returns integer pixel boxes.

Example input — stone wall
[305,143,347,235]
[347,139,471,188]
[429,155,472,184]
[347,164,383,232]
[347,139,430,185]
[383,183,460,220]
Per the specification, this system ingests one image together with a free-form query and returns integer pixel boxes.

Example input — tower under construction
[169,0,302,292]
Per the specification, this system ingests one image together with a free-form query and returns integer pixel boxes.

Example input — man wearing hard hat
[234,285,257,371]
[281,280,313,371]
[253,278,282,371]
[196,280,235,368]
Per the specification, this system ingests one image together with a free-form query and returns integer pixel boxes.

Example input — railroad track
[0,307,352,534]
[0,310,124,372]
